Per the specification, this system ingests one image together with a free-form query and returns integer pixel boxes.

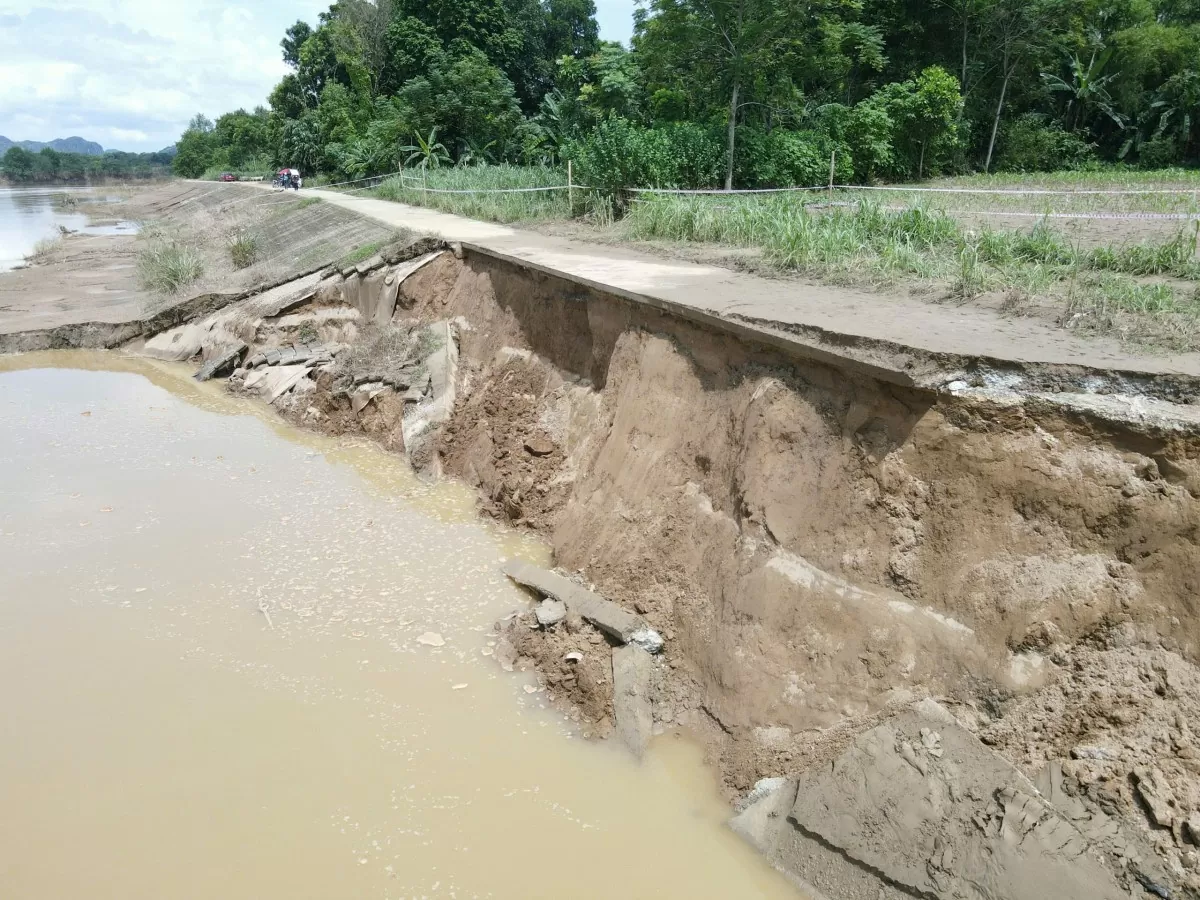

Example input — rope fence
[197,163,1200,224]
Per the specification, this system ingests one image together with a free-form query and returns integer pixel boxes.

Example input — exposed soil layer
[394,246,1200,895]
[30,223,1200,897]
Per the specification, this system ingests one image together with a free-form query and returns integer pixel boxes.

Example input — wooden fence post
[568,160,575,216]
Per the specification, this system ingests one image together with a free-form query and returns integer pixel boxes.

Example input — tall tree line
[176,0,1200,187]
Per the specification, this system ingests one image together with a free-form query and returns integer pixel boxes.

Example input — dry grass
[27,236,62,264]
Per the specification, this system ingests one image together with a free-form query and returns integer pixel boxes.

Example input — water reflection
[0,186,137,271]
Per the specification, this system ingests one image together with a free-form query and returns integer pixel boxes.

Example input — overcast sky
[0,0,637,153]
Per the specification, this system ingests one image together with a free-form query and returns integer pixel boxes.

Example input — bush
[1137,137,1180,170]
[573,119,850,204]
[227,230,260,270]
[570,118,723,202]
[735,128,851,188]
[138,239,204,293]
[995,113,1095,173]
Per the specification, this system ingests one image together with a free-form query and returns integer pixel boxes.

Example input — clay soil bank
[123,227,1200,899]
[7,186,1200,898]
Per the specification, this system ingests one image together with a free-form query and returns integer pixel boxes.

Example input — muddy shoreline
[6,188,1200,899]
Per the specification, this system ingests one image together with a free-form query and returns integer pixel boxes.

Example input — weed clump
[138,237,204,294]
[227,230,260,270]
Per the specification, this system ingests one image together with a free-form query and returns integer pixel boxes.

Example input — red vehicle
[218,172,238,182]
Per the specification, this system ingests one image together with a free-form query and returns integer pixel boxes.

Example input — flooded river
[0,352,800,900]
[0,187,137,272]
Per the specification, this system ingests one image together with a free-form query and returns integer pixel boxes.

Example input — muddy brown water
[0,351,801,900]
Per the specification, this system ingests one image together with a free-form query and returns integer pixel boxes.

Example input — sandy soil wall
[391,251,1200,783]
[135,232,1200,894]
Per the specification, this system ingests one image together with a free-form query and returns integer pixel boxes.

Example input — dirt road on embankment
[6,181,1200,900]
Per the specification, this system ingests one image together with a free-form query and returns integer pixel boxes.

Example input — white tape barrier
[882,206,1200,222]
[630,185,826,195]
[365,173,576,195]
[853,184,1200,197]
[631,182,1200,199]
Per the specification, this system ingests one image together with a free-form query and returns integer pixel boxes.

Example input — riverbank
[137,221,1200,898]
[4,183,1200,899]
[0,350,797,899]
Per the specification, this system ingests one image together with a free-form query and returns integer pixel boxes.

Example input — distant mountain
[0,135,105,155]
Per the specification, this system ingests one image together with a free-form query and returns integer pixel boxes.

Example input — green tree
[172,115,216,177]
[282,20,314,67]
[1,146,36,181]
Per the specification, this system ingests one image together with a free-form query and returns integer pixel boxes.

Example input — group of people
[276,168,302,190]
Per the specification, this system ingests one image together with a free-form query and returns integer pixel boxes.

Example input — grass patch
[1066,275,1200,350]
[296,196,322,210]
[626,192,1200,348]
[342,324,420,375]
[138,236,204,294]
[227,229,260,270]
[335,241,386,270]
[27,236,62,264]
[370,164,572,223]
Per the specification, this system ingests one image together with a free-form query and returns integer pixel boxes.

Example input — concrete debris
[1070,745,1117,761]
[564,652,583,664]
[535,599,567,628]
[629,627,665,655]
[351,383,390,413]
[355,254,385,276]
[612,645,653,759]
[502,560,658,648]
[1186,817,1200,847]
[495,636,518,672]
[1134,767,1178,829]
[243,364,314,404]
[416,632,445,647]
[402,320,458,476]
[734,700,1126,900]
[194,342,246,381]
[737,776,789,812]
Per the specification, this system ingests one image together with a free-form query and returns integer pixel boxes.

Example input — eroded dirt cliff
[140,237,1200,896]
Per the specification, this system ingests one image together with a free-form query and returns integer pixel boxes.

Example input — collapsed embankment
[107,229,1200,898]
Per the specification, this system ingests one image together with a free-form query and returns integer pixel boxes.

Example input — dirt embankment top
[297,184,1200,403]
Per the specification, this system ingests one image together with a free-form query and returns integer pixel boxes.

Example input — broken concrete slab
[194,342,246,381]
[355,254,385,276]
[1134,767,1178,829]
[401,320,459,476]
[737,699,1126,900]
[242,364,313,404]
[612,645,654,759]
[535,599,567,628]
[351,383,390,414]
[502,559,660,649]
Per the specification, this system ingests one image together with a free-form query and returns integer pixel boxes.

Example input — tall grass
[27,236,62,264]
[227,230,260,270]
[138,237,204,293]
[370,164,573,222]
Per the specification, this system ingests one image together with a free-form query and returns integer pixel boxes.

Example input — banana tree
[401,128,451,170]
[1042,46,1124,133]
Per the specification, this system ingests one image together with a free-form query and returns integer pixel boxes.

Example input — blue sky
[0,0,637,153]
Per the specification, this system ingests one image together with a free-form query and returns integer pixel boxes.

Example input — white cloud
[0,0,327,151]
[0,0,638,153]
